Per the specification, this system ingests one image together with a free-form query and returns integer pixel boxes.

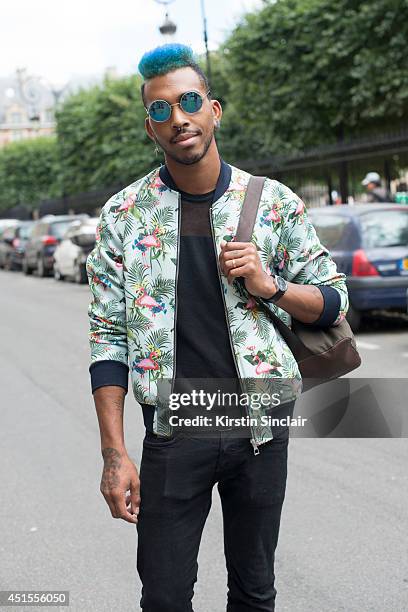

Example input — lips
[172,131,200,144]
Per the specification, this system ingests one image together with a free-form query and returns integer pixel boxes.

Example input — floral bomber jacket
[86,164,349,452]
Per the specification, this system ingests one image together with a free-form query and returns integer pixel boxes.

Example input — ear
[211,99,223,130]
[145,117,156,143]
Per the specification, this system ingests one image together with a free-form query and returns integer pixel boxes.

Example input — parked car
[53,217,98,283]
[22,214,88,277]
[0,219,18,231]
[0,221,35,270]
[0,219,19,248]
[308,204,408,330]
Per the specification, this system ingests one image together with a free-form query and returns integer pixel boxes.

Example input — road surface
[0,270,407,611]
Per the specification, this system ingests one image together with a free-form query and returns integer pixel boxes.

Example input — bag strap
[235,174,313,360]
[235,176,266,242]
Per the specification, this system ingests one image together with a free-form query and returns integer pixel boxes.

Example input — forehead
[143,67,205,105]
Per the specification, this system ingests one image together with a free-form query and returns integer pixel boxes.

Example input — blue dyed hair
[138,43,209,105]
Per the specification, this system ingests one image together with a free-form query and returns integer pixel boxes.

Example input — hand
[219,240,277,299]
[100,448,140,524]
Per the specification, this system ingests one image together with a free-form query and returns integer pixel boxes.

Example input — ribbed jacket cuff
[89,360,129,394]
[310,286,341,327]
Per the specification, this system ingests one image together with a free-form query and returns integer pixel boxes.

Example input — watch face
[275,275,287,292]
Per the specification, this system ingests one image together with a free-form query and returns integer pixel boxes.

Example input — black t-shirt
[141,166,241,432]
[175,189,238,380]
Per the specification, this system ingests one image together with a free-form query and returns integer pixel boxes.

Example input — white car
[53,217,98,283]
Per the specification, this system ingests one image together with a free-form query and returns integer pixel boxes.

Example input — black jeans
[136,428,289,612]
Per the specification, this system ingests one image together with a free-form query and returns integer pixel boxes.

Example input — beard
[159,130,215,166]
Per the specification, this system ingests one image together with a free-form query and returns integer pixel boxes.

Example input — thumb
[220,240,227,249]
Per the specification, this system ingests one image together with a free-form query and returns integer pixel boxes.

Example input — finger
[110,492,138,524]
[130,483,141,515]
[224,251,251,269]
[227,264,251,282]
[223,248,252,259]
[224,241,250,251]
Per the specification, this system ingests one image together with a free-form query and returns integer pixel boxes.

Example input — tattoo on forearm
[101,447,122,490]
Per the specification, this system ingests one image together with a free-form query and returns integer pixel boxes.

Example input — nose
[171,103,190,131]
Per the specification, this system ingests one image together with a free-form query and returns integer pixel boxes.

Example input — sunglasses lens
[180,91,203,114]
[149,100,171,122]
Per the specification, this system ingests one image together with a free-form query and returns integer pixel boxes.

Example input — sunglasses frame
[145,89,211,123]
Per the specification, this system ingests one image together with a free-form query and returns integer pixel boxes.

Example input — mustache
[170,129,202,143]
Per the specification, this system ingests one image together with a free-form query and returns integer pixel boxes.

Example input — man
[361,171,392,203]
[86,44,348,611]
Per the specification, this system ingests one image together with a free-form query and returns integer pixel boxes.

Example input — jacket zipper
[171,193,181,397]
[208,207,260,456]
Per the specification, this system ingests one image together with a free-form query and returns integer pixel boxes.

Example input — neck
[164,140,221,194]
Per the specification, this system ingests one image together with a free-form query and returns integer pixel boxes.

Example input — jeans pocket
[143,430,185,449]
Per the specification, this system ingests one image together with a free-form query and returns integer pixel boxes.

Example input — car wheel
[37,256,47,277]
[74,260,88,284]
[53,265,64,281]
[3,255,11,271]
[346,304,361,332]
[22,258,32,275]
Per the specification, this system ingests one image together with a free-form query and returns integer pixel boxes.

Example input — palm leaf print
[123,214,140,244]
[126,259,148,289]
[108,351,128,363]
[134,195,158,214]
[146,328,170,351]
[227,305,239,326]
[127,309,152,336]
[132,379,148,403]
[150,276,174,300]
[261,235,275,268]
[212,211,230,232]
[90,344,111,359]
[254,310,272,343]
[159,229,177,251]
[280,352,300,378]
[157,352,173,370]
[92,299,124,322]
[151,206,175,230]
[281,232,302,255]
[231,328,248,347]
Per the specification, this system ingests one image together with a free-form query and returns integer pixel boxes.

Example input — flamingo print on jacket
[134,286,166,316]
[254,355,276,375]
[244,345,279,377]
[133,350,160,376]
[133,227,162,253]
[260,207,281,226]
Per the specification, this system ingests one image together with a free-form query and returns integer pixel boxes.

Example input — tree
[0,136,60,213]
[56,74,157,195]
[219,0,408,160]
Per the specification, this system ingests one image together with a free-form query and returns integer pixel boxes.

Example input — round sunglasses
[146,90,211,123]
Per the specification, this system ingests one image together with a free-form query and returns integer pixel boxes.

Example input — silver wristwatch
[264,275,288,303]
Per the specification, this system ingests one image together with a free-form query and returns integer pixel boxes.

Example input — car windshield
[360,210,408,248]
[51,220,77,238]
[19,224,34,239]
[308,213,350,249]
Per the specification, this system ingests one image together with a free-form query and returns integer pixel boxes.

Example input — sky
[1,0,264,86]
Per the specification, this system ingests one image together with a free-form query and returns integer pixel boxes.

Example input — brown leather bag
[235,176,361,390]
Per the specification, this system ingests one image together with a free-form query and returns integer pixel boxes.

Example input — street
[1,269,407,612]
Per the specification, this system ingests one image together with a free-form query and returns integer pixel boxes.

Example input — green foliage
[55,74,157,195]
[218,0,408,159]
[1,0,408,213]
[0,136,61,212]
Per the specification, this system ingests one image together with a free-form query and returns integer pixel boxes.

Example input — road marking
[356,340,380,350]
